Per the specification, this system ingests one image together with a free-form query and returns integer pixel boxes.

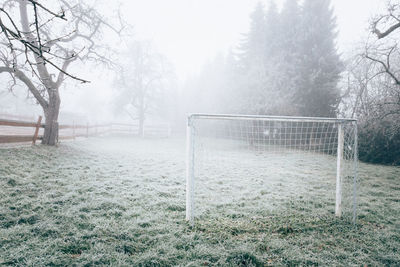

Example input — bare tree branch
[365,53,400,85]
[0,66,48,109]
[373,21,400,39]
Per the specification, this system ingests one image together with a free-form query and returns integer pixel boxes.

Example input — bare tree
[0,0,122,145]
[348,0,400,120]
[342,53,399,118]
[340,49,400,164]
[367,0,400,86]
[114,41,174,137]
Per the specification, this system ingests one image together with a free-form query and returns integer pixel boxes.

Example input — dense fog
[1,2,400,266]
[0,0,399,163]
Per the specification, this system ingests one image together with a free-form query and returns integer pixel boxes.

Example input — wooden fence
[0,116,171,145]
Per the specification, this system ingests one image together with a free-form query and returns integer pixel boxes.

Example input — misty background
[1,0,399,164]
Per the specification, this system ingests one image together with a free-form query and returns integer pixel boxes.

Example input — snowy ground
[0,136,399,266]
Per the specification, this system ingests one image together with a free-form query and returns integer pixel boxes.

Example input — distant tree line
[235,0,342,117]
[183,0,400,165]
[182,0,341,119]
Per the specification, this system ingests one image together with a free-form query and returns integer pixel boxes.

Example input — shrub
[358,118,400,165]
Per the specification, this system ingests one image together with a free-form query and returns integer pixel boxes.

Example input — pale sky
[119,0,384,80]
[3,0,385,120]
[62,0,384,120]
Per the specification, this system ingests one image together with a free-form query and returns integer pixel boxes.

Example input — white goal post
[186,113,358,224]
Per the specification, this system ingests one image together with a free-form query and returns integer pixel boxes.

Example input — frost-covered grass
[0,136,399,266]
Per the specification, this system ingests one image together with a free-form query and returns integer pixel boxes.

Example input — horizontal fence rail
[0,116,172,145]
[0,119,43,128]
[0,116,43,144]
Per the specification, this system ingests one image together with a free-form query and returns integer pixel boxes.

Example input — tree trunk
[42,90,61,145]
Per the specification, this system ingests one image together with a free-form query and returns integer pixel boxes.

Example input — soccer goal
[186,114,358,224]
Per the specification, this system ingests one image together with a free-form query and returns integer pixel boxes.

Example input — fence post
[86,123,89,138]
[186,115,195,224]
[32,116,42,145]
[335,123,344,217]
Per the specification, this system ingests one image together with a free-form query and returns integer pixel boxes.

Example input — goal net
[186,114,358,224]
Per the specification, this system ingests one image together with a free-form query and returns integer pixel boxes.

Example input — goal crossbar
[189,113,357,124]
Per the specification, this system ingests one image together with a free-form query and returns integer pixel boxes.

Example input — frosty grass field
[0,136,399,266]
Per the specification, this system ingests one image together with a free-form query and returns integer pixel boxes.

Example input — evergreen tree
[188,0,343,119]
[295,0,342,117]
[237,2,267,70]
[264,1,280,60]
[280,0,301,54]
[236,1,284,115]
[276,0,302,115]
[235,2,266,114]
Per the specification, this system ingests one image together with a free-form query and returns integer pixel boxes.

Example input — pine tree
[219,0,342,117]
[272,0,303,115]
[235,2,265,114]
[264,1,280,61]
[237,2,267,70]
[295,0,342,117]
[236,1,286,115]
[280,0,301,54]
